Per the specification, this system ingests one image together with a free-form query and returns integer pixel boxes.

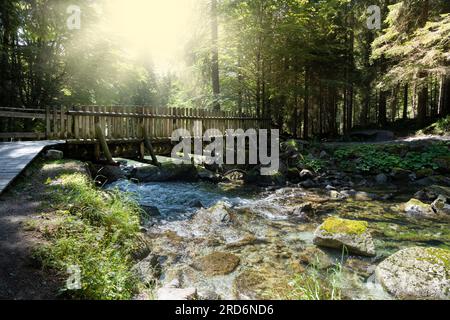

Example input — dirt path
[0,160,86,299]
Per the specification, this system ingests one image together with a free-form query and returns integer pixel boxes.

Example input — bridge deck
[0,141,65,194]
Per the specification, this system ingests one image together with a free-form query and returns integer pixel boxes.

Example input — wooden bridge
[0,105,269,193]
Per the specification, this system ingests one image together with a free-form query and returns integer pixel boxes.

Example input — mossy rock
[415,168,434,179]
[192,252,240,276]
[403,199,434,218]
[320,217,368,236]
[376,247,450,300]
[313,217,375,257]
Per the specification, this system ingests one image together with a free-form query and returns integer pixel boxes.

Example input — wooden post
[95,122,115,165]
[45,106,50,139]
[142,123,160,166]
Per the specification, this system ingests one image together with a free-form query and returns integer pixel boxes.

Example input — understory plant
[333,142,449,173]
[34,173,142,300]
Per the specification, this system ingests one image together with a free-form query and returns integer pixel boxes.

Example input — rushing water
[108,180,450,300]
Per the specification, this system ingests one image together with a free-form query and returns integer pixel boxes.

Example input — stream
[109,180,450,300]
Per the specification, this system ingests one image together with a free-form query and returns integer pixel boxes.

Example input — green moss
[320,217,368,236]
[422,248,450,270]
[404,199,432,212]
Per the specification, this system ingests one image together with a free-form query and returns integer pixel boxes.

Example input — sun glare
[103,0,198,73]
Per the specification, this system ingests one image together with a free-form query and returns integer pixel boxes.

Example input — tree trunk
[403,83,408,119]
[211,0,220,111]
[303,68,309,139]
[417,85,428,127]
[378,91,387,126]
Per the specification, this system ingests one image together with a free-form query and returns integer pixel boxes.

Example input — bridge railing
[0,106,270,142]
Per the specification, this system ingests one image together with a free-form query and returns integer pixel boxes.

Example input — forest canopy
[1,0,449,138]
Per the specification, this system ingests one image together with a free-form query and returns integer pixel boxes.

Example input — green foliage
[298,154,327,173]
[418,116,450,136]
[273,264,343,300]
[34,173,142,300]
[334,142,450,173]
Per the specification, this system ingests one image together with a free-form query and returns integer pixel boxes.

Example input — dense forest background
[1,0,449,138]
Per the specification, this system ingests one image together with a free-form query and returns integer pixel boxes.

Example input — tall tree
[211,0,221,111]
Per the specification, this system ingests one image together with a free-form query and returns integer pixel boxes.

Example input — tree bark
[211,0,220,111]
[417,85,428,127]
[303,68,310,139]
[378,91,387,126]
[403,83,409,119]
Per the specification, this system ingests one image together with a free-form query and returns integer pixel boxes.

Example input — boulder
[197,166,221,183]
[44,149,63,160]
[313,217,376,257]
[195,201,233,225]
[156,287,197,300]
[375,173,388,185]
[375,247,450,300]
[299,179,317,189]
[417,185,450,201]
[92,165,127,183]
[131,162,198,182]
[432,195,450,215]
[403,199,434,218]
[131,254,161,286]
[244,167,286,187]
[299,169,314,181]
[415,168,434,179]
[191,252,240,276]
[291,203,314,222]
[390,168,413,181]
[141,205,161,217]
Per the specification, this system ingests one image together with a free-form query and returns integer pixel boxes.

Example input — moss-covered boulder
[191,252,240,276]
[375,247,450,300]
[403,199,434,218]
[313,217,376,257]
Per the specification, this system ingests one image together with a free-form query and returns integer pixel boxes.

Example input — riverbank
[0,159,149,300]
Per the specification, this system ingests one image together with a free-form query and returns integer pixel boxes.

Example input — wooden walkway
[0,141,65,194]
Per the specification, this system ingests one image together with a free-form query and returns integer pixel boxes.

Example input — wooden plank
[0,141,65,194]
[0,132,45,139]
[0,111,46,119]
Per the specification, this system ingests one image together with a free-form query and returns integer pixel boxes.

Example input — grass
[269,263,343,300]
[32,172,144,300]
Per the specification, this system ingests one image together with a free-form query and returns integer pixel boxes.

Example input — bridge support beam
[95,123,115,165]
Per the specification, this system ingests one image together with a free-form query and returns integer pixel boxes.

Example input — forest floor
[0,161,85,299]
